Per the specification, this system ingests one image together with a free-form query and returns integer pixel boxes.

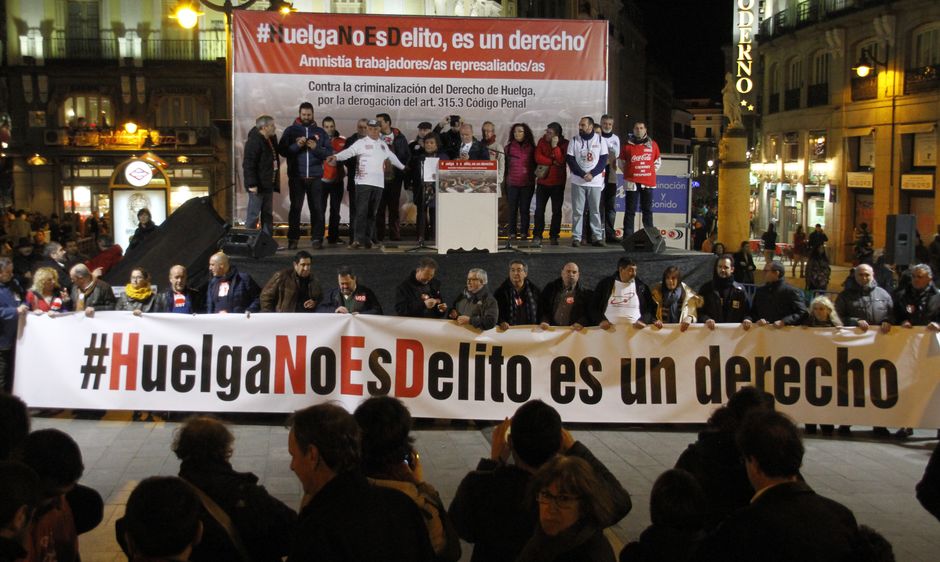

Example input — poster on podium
[436,160,499,253]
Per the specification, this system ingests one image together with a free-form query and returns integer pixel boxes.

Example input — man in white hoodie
[327,119,405,249]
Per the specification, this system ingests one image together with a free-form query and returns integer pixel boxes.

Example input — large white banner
[13,313,940,427]
[232,11,608,223]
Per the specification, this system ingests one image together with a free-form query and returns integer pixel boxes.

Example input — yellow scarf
[124,283,152,301]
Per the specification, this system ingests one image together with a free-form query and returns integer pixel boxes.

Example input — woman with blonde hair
[26,266,70,313]
[803,295,842,327]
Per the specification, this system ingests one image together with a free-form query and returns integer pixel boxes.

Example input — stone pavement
[29,415,940,562]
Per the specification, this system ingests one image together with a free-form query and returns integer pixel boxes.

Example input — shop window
[808,131,827,162]
[155,95,210,129]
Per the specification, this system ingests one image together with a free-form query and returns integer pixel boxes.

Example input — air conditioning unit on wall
[44,129,68,146]
[175,129,197,145]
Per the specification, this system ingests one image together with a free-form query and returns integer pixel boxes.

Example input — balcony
[43,30,225,62]
[904,66,939,95]
[851,75,878,101]
[807,83,829,107]
[796,0,820,28]
[760,1,893,41]
[768,93,780,114]
[784,88,801,111]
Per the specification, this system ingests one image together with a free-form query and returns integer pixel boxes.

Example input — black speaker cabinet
[104,197,228,291]
[622,226,666,253]
[220,228,279,259]
[885,214,916,266]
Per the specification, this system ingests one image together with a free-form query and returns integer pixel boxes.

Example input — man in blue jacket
[206,252,260,314]
[0,257,27,391]
[278,102,333,250]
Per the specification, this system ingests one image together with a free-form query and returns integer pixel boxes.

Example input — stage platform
[231,238,717,314]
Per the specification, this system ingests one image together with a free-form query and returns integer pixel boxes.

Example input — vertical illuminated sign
[733,0,759,95]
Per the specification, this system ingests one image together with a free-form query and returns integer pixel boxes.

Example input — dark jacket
[260,268,322,313]
[697,277,749,324]
[0,535,27,562]
[893,282,940,326]
[449,137,490,160]
[835,282,894,326]
[620,525,703,562]
[592,272,655,325]
[316,285,383,315]
[243,126,280,193]
[749,280,807,325]
[156,287,205,314]
[277,119,333,179]
[538,278,593,327]
[694,481,859,562]
[517,523,615,562]
[410,150,450,191]
[287,470,434,562]
[380,128,412,182]
[732,250,755,284]
[115,291,161,313]
[70,279,116,312]
[448,442,631,562]
[180,458,297,562]
[917,443,940,523]
[493,278,541,326]
[127,221,157,252]
[395,273,447,318]
[207,267,260,313]
[450,287,499,330]
[36,257,73,292]
[0,279,24,350]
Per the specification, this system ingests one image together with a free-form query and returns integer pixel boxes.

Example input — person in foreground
[515,455,617,562]
[693,410,863,562]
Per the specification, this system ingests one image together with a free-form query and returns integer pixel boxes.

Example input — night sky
[637,1,733,100]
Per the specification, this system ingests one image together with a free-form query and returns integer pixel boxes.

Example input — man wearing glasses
[448,268,498,330]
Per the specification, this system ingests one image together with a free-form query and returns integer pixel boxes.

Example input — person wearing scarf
[116,267,159,313]
[652,266,703,331]
[495,260,541,330]
[449,268,498,330]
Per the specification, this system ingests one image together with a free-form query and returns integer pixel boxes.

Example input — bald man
[157,265,205,314]
[206,252,260,313]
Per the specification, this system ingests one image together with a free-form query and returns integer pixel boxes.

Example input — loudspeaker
[622,226,666,253]
[220,228,279,259]
[885,214,916,266]
[104,197,228,292]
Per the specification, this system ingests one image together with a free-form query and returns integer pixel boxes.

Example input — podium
[435,160,499,253]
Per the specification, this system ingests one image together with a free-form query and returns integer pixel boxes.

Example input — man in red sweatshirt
[618,120,661,238]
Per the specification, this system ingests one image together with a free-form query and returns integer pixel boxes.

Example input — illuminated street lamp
[170,3,203,29]
[853,46,887,78]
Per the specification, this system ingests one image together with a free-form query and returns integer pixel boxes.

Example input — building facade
[752,0,939,261]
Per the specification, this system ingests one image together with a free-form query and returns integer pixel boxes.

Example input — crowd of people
[4,384,939,562]
[242,106,661,249]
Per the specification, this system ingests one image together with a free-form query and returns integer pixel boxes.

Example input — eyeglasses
[537,490,579,509]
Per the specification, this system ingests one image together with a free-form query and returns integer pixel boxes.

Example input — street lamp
[853,46,887,78]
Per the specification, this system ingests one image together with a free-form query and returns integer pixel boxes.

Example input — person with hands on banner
[697,255,750,330]
[115,267,160,315]
[449,268,498,330]
[651,266,703,331]
[316,266,383,315]
[0,257,28,392]
[206,252,260,314]
[748,261,807,327]
[327,119,406,250]
[618,120,661,237]
[25,266,70,314]
[449,400,631,562]
[260,250,322,313]
[243,115,280,237]
[156,265,204,314]
[566,116,608,247]
[68,263,115,316]
[277,103,333,250]
[835,264,893,334]
[494,260,541,330]
[539,262,592,330]
[394,257,447,318]
[533,122,569,247]
[592,256,655,330]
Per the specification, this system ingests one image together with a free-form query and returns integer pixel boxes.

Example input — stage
[231,238,717,313]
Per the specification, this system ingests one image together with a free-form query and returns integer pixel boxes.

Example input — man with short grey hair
[69,263,116,315]
[449,267,498,329]
[243,115,280,236]
[835,263,893,333]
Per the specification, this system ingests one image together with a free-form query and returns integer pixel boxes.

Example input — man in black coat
[694,410,863,562]
[243,115,280,235]
[394,257,447,318]
[451,123,490,160]
[538,262,592,329]
[749,261,807,327]
[494,260,541,329]
[317,266,383,315]
[287,404,434,562]
[591,256,655,328]
[698,255,750,329]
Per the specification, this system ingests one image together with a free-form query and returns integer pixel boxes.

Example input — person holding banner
[0,258,27,392]
[277,103,333,250]
[698,255,750,329]
[651,266,703,330]
[566,117,608,248]
[317,266,383,315]
[592,256,655,329]
[206,252,260,314]
[749,261,807,327]
[539,262,592,329]
[327,119,406,250]
[243,115,280,237]
[494,260,541,330]
[156,265,204,314]
[394,257,448,319]
[449,268,499,330]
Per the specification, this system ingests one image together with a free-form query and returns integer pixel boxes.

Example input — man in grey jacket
[69,263,116,315]
[835,264,893,333]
